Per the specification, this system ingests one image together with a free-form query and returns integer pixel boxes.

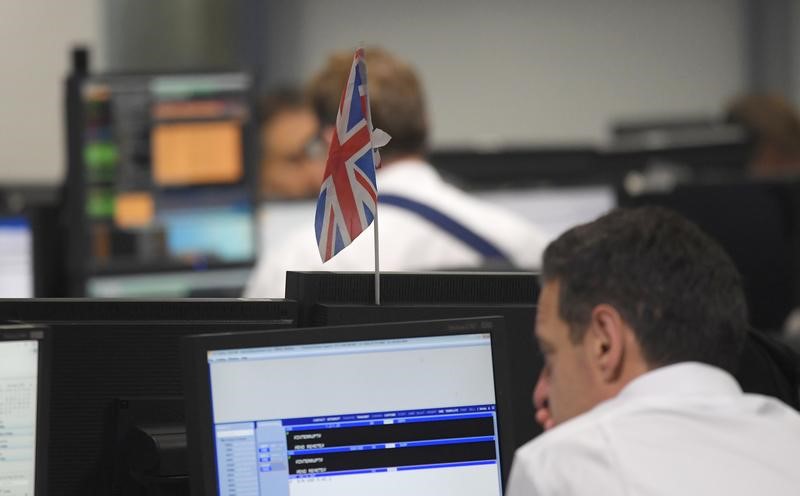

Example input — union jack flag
[315,49,388,262]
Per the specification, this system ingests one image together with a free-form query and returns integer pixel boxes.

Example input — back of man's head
[307,47,428,163]
[543,206,748,374]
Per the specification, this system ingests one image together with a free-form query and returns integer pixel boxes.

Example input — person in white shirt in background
[245,47,549,297]
[507,206,800,496]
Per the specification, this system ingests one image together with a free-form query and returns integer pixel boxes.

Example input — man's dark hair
[542,206,748,373]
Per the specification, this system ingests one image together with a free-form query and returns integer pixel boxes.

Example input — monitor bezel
[182,316,516,496]
[0,324,51,496]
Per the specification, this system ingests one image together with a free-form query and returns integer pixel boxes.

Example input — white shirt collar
[616,362,742,401]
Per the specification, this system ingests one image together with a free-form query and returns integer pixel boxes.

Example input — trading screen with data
[207,333,504,496]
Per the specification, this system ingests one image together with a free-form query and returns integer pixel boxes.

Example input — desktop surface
[183,317,514,496]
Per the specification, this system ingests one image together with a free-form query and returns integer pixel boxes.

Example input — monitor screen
[0,216,33,298]
[195,321,508,496]
[0,326,46,495]
[72,72,257,295]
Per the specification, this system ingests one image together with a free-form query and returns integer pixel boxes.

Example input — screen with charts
[0,216,33,298]
[76,72,256,296]
[207,333,503,496]
[0,338,39,495]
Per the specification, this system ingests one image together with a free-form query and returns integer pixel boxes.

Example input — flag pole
[373,198,381,305]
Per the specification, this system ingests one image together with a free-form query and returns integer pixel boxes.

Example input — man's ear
[585,304,626,383]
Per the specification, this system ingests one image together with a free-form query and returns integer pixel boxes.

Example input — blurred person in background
[726,94,800,178]
[245,47,550,297]
[258,88,325,199]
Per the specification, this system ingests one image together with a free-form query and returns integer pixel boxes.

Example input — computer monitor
[65,70,259,297]
[2,299,297,495]
[0,324,50,496]
[182,316,515,496]
[0,215,33,298]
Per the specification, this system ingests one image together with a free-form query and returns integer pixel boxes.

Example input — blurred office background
[1,0,800,334]
[3,0,798,183]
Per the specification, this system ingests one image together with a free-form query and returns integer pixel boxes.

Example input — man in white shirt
[245,48,549,297]
[507,206,800,496]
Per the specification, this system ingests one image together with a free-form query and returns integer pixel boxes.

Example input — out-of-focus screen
[0,338,39,495]
[0,216,33,298]
[79,73,255,296]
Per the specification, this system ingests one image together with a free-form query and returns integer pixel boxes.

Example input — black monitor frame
[0,324,51,496]
[182,316,516,496]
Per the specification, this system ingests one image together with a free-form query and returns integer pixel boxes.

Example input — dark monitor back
[45,320,295,496]
[285,271,540,327]
[619,181,800,331]
[0,298,294,324]
[316,303,542,448]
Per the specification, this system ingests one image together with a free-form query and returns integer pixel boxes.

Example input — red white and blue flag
[315,48,389,262]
